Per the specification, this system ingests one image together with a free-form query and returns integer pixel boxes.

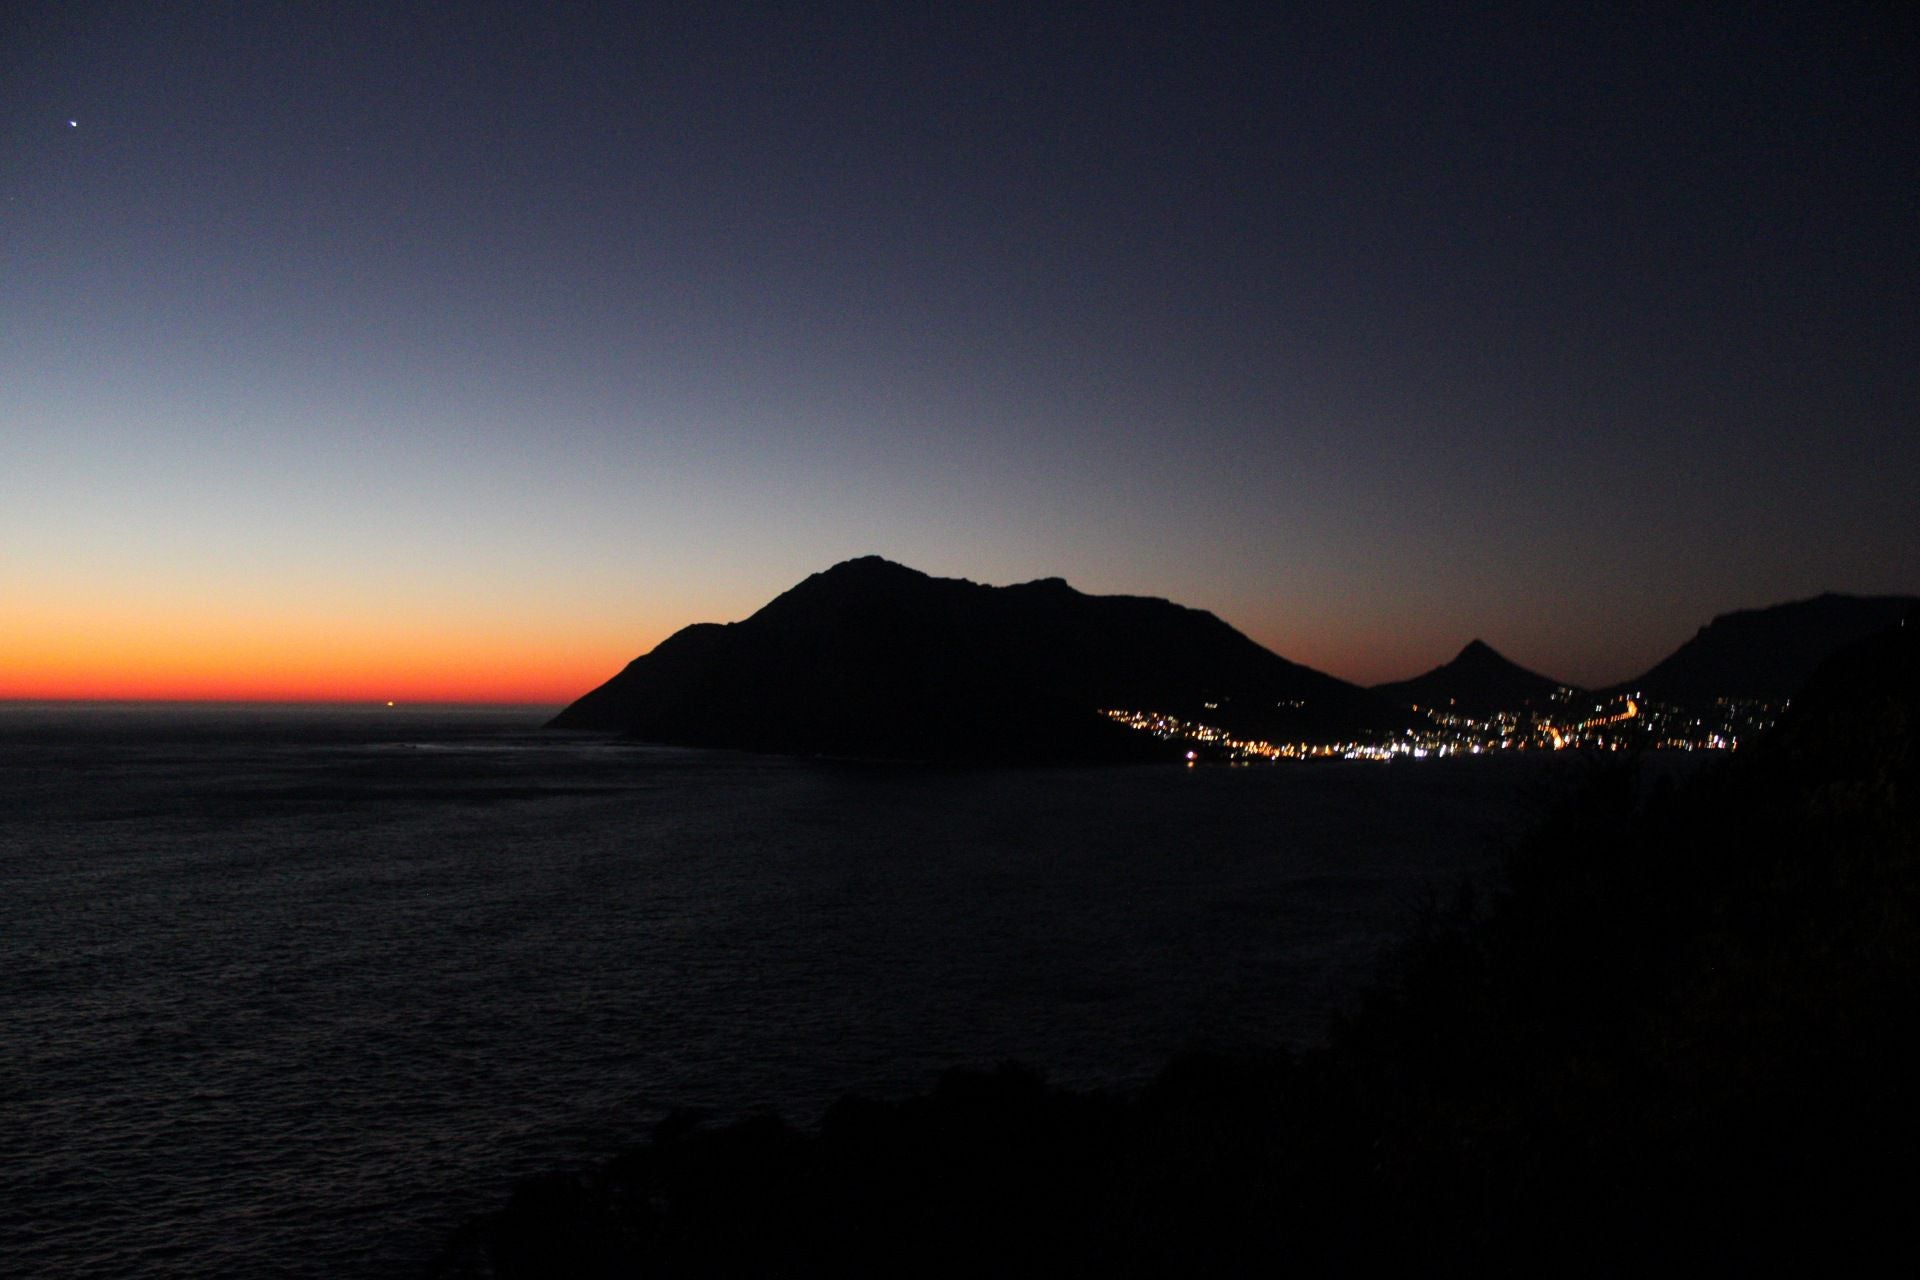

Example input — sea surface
[3,703,1569,1278]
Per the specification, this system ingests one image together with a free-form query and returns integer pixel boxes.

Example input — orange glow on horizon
[0,671,590,705]
[1,603,669,705]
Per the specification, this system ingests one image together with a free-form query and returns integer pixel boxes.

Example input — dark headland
[552,564,1917,762]
[1613,592,1920,703]
[549,556,1393,762]
[439,619,1920,1274]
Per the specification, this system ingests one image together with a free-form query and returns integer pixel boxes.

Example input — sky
[4,1,1915,702]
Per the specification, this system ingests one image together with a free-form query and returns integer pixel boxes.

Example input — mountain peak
[1374,640,1572,714]
[832,554,909,570]
[550,559,1385,760]
[814,555,929,583]
[749,557,945,625]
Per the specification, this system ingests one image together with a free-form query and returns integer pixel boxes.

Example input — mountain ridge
[550,557,1391,761]
[553,564,1919,758]
[1615,592,1919,704]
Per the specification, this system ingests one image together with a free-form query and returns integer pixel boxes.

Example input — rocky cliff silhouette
[549,557,1392,761]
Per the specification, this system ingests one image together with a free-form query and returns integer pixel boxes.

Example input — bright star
[68,120,78,128]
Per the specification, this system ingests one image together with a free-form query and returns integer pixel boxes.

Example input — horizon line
[0,696,566,709]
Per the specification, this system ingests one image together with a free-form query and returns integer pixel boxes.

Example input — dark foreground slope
[439,624,1920,1276]
[1622,591,1918,704]
[552,557,1392,761]
[1371,638,1574,714]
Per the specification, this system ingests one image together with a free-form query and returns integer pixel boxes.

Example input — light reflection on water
[1,706,1559,1278]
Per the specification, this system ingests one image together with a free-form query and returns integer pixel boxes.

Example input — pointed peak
[1372,638,1572,711]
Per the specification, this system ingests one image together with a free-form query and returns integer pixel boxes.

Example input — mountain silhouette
[1621,593,1919,705]
[440,594,1920,1279]
[549,557,1393,761]
[1371,640,1574,716]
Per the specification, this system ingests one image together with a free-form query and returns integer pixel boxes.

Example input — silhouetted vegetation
[439,626,1920,1275]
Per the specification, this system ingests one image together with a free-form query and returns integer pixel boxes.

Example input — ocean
[2,703,1561,1278]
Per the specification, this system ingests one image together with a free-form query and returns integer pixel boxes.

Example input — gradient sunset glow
[1,604,660,704]
[5,5,1912,704]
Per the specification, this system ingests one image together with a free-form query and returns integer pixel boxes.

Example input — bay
[1,704,1555,1278]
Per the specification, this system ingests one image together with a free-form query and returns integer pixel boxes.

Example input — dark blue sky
[5,1,1915,697]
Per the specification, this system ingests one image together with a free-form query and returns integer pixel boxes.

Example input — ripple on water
[1,708,1559,1277]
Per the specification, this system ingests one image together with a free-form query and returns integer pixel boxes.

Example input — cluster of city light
[1104,693,1781,764]
[1103,709,1426,763]
[1107,709,1339,760]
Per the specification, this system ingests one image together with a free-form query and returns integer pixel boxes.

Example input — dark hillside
[1314,618,1920,1267]
[438,622,1920,1275]
[1622,591,1918,704]
[551,557,1394,761]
